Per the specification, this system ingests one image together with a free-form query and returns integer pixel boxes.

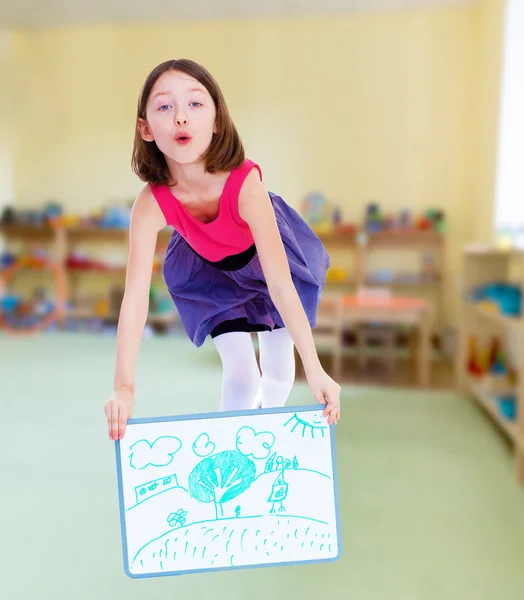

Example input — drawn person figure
[103,59,341,441]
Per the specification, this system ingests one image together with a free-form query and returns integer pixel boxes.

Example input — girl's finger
[316,392,330,416]
[106,404,115,439]
[110,404,119,440]
[118,407,127,440]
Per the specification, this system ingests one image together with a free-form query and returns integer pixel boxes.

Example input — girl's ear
[137,118,154,142]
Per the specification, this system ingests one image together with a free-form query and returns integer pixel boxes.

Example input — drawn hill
[125,484,213,557]
[131,513,337,574]
[126,467,337,574]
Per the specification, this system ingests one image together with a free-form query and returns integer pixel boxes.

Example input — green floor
[1,332,524,599]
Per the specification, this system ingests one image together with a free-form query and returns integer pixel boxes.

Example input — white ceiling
[1,0,480,29]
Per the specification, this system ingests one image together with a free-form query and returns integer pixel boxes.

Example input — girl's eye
[159,105,171,111]
[189,102,202,108]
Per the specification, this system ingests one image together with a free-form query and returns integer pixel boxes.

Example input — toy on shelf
[366,269,394,284]
[469,282,522,318]
[1,198,133,231]
[65,249,126,272]
[42,202,63,224]
[301,192,330,229]
[1,247,50,270]
[149,284,177,317]
[326,266,350,284]
[1,202,64,227]
[424,209,446,233]
[473,335,519,422]
[397,209,412,229]
[1,251,16,268]
[468,335,509,379]
[365,203,386,233]
[421,252,439,281]
[98,203,131,229]
[0,284,58,332]
[332,206,342,226]
[363,203,446,233]
[498,396,517,421]
[467,335,483,377]
[301,192,356,236]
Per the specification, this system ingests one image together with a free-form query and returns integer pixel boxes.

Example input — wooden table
[317,294,431,385]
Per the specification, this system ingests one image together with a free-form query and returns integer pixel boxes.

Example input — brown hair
[131,59,245,186]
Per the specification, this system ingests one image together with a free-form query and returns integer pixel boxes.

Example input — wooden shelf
[325,278,357,286]
[0,223,174,243]
[0,223,57,239]
[467,376,517,440]
[2,222,445,340]
[319,226,446,342]
[64,268,165,281]
[463,244,524,257]
[468,302,523,328]
[457,246,524,484]
[67,226,128,241]
[317,231,357,245]
[366,277,441,288]
[365,229,443,246]
[66,308,176,325]
[66,266,126,274]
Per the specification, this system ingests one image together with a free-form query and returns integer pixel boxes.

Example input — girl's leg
[213,331,261,412]
[257,327,295,409]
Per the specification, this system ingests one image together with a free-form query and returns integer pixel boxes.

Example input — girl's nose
[175,113,188,126]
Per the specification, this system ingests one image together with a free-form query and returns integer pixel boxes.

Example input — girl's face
[139,69,217,166]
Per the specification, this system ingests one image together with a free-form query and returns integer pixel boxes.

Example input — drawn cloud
[236,426,275,460]
[192,433,216,457]
[129,436,182,470]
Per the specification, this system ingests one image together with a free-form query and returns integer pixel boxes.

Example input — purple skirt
[162,192,331,347]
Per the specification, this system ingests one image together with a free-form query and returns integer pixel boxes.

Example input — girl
[104,59,341,441]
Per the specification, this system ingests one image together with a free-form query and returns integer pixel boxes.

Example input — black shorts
[210,318,282,338]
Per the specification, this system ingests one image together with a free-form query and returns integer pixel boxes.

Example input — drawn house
[268,470,288,513]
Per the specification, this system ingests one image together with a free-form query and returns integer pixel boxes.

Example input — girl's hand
[104,387,135,441]
[306,368,341,425]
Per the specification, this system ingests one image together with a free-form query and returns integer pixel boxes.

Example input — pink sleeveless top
[150,159,262,262]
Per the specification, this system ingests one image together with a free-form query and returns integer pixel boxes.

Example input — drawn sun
[284,412,327,438]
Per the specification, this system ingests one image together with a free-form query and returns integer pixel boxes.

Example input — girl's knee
[262,360,295,385]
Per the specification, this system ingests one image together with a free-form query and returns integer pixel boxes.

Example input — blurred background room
[1,0,524,598]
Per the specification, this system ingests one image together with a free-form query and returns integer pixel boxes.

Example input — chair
[355,287,396,373]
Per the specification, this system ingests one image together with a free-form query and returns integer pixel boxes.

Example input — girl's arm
[105,187,166,440]
[238,169,341,424]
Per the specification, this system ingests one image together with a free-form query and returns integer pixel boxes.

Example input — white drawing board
[115,405,341,578]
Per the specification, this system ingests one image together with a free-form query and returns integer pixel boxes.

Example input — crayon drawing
[115,406,341,578]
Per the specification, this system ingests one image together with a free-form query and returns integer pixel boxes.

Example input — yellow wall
[0,30,16,211]
[3,2,507,325]
[471,0,506,244]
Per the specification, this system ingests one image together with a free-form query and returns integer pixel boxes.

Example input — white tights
[212,327,295,412]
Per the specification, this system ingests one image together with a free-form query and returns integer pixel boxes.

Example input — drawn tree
[265,452,299,473]
[265,452,276,472]
[188,450,256,520]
